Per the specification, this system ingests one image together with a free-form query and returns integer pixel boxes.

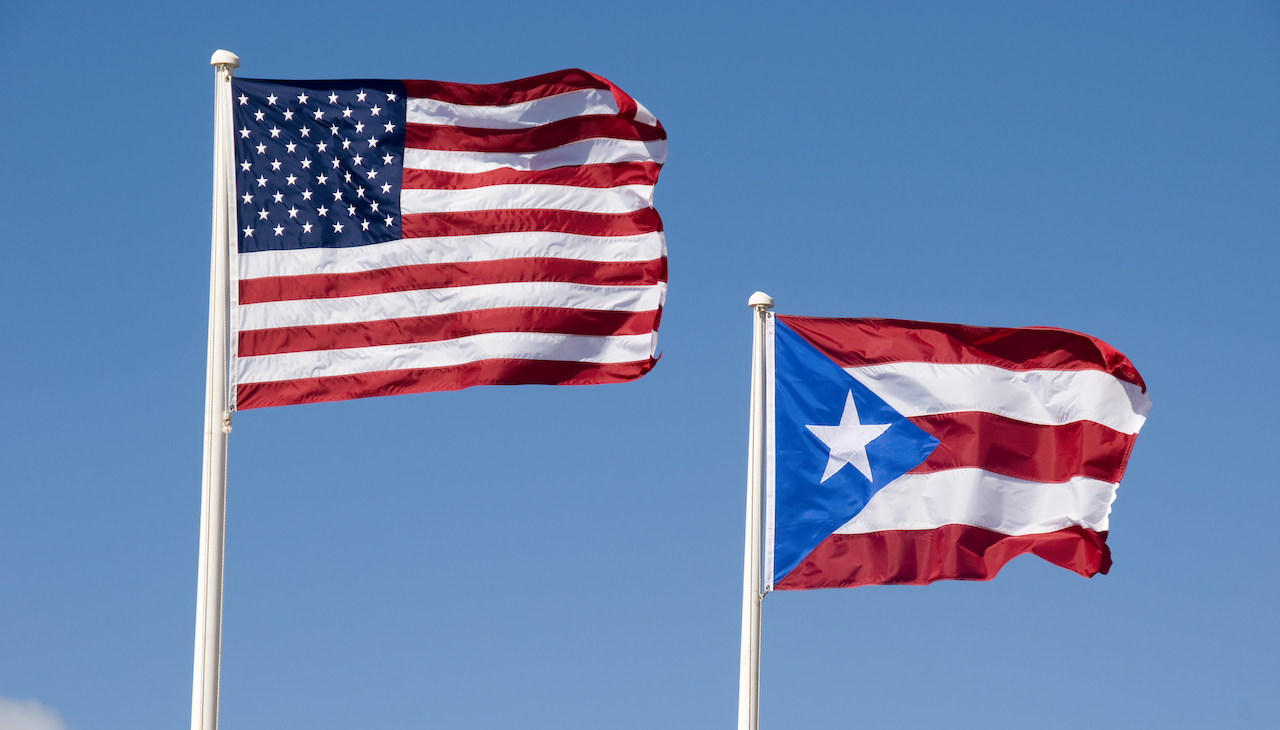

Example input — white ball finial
[210,49,240,68]
[748,291,774,309]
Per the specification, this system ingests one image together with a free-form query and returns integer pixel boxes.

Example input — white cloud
[0,697,66,730]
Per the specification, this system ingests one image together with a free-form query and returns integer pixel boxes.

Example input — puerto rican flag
[765,315,1151,589]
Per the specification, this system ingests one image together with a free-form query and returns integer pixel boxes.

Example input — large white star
[805,392,892,483]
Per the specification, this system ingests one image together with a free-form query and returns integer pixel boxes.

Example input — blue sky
[1,2,1277,728]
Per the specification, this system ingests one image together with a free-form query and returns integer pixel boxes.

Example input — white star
[384,214,394,226]
[382,153,394,165]
[805,392,892,483]
[266,93,278,105]
[285,174,297,185]
[380,182,392,194]
[356,91,367,102]
[273,224,284,236]
[255,143,267,154]
[300,126,311,138]
[332,189,344,201]
[370,201,379,212]
[239,127,250,138]
[343,171,352,183]
[253,109,265,122]
[331,157,341,169]
[354,121,365,133]
[302,221,313,233]
[269,126,281,138]
[386,92,397,102]
[332,221,344,233]
[256,175,268,187]
[316,173,328,185]
[316,142,328,153]
[297,92,309,104]
[361,219,371,231]
[330,124,340,136]
[240,161,251,172]
[243,225,254,236]
[301,158,312,169]
[367,136,378,148]
[343,106,353,118]
[347,204,357,216]
[355,186,365,198]
[367,168,378,180]
[317,205,329,217]
[301,189,313,201]
[352,154,363,166]
[257,209,270,220]
[328,92,339,104]
[285,141,297,153]
[241,192,253,204]
[383,121,395,133]
[370,105,381,116]
[270,158,282,171]
[237,94,248,105]
[288,206,299,218]
[272,191,284,203]
[341,138,352,150]
[313,108,325,120]
[283,109,294,121]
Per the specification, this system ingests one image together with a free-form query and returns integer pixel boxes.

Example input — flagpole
[192,48,239,730]
[738,291,773,730]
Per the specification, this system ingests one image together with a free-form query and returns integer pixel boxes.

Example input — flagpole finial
[748,291,774,310]
[210,49,240,68]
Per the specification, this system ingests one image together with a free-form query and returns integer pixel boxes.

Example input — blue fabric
[772,321,939,584]
[232,79,407,253]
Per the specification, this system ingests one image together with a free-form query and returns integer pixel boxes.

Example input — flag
[765,315,1150,589]
[228,70,666,410]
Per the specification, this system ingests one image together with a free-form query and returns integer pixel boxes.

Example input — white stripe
[845,362,1151,435]
[239,231,666,279]
[833,469,1117,536]
[404,138,667,173]
[240,281,666,330]
[237,331,655,384]
[401,184,654,215]
[407,89,620,129]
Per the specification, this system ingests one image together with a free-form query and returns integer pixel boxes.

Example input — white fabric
[407,89,619,128]
[404,138,668,173]
[237,331,656,383]
[401,184,655,215]
[846,361,1150,435]
[833,469,1117,536]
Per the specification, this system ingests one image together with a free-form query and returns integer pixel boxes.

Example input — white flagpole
[737,291,773,730]
[192,48,239,730]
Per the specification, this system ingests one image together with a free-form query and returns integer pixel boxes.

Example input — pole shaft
[192,53,237,730]
[737,296,772,730]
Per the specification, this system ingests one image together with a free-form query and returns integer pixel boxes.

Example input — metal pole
[737,291,773,730]
[192,48,239,730]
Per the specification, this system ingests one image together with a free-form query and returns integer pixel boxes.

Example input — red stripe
[238,307,661,356]
[403,69,613,106]
[774,525,1110,589]
[236,357,657,410]
[405,115,664,153]
[908,411,1137,484]
[401,208,662,238]
[776,316,1146,391]
[402,162,661,190]
[239,257,667,304]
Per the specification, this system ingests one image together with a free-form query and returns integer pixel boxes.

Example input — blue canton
[232,79,407,253]
[772,320,940,584]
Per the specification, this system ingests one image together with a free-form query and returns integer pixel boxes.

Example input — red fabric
[908,411,1138,483]
[775,525,1111,589]
[777,316,1146,391]
[403,69,614,106]
[401,208,662,239]
[239,307,661,357]
[240,257,667,304]
[402,162,661,190]
[237,358,656,410]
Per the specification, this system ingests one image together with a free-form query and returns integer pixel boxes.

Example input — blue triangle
[772,321,940,584]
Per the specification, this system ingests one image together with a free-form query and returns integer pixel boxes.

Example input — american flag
[230,70,667,410]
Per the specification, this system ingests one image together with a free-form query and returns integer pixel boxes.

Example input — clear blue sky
[1,2,1277,728]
